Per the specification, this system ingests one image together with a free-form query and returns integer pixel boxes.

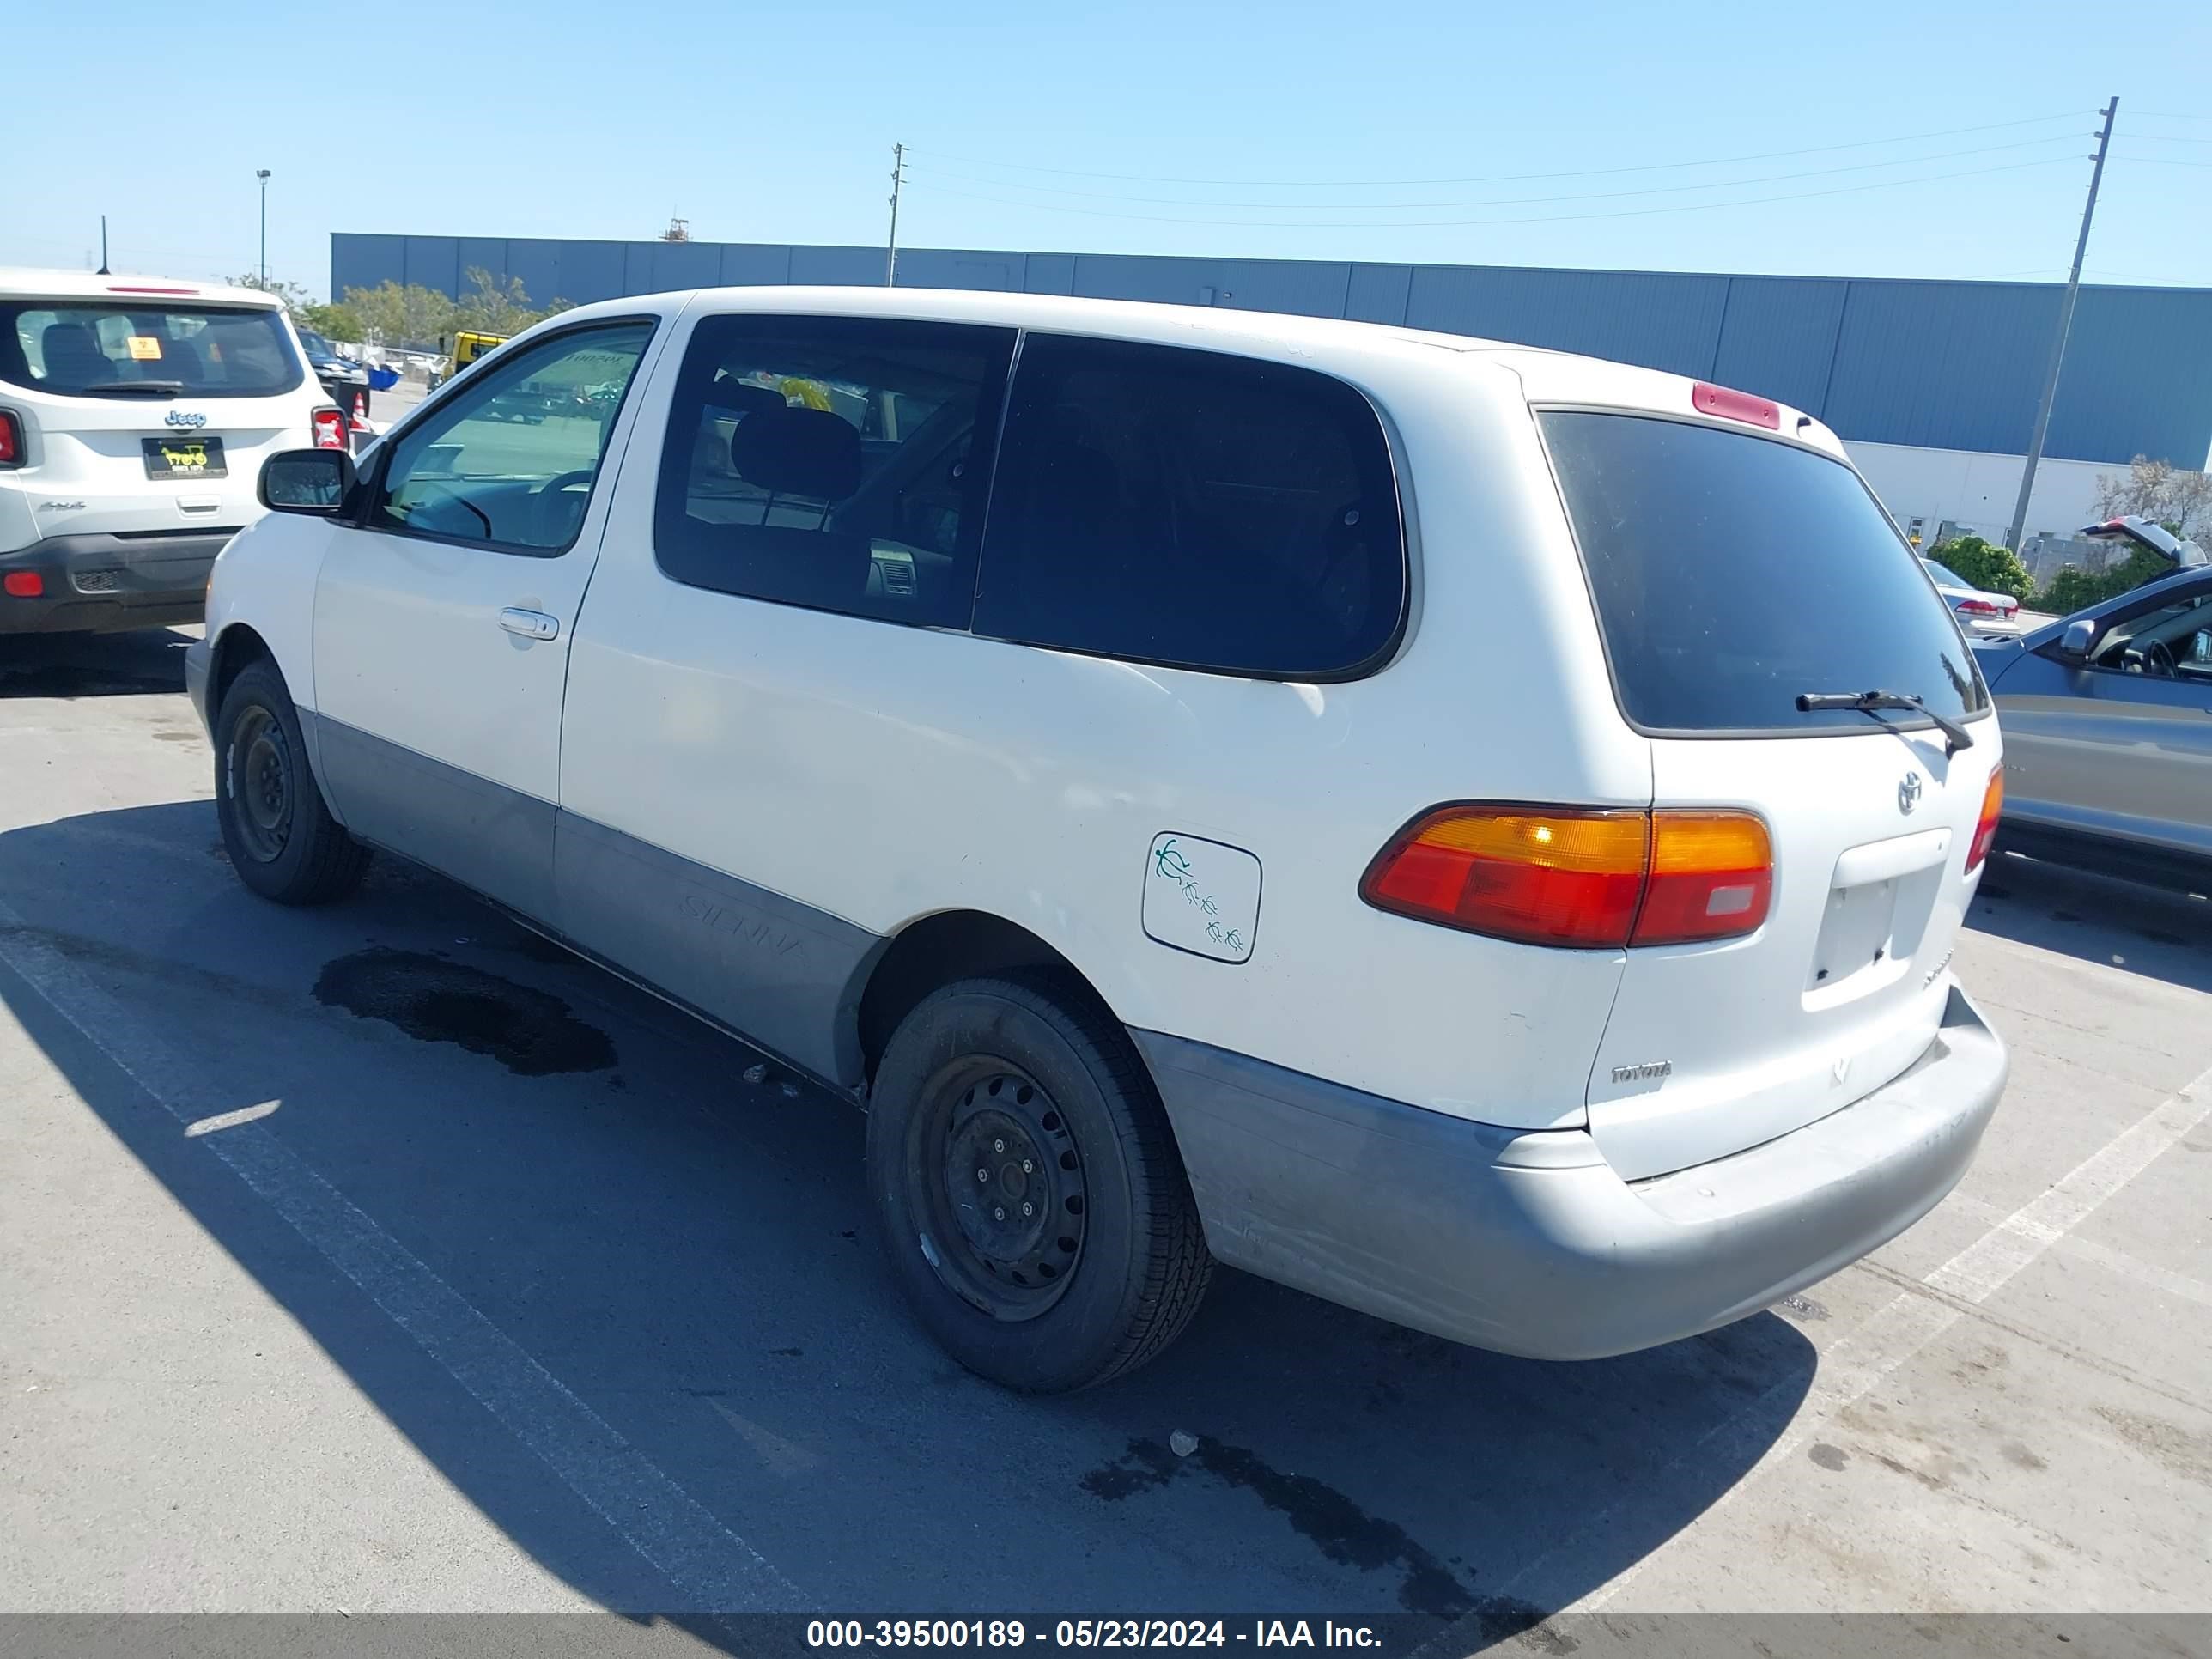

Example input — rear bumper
[0,529,234,636]
[1133,983,2007,1360]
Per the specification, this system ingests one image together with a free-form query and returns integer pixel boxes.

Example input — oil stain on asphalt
[313,947,616,1076]
[1082,1435,1485,1620]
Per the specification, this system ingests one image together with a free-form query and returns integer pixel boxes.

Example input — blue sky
[5,0,2208,301]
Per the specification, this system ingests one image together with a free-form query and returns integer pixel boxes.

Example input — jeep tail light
[1360,806,1772,949]
[1966,768,2003,873]
[0,410,21,466]
[310,407,348,449]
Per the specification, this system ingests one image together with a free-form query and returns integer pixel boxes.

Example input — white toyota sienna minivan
[188,288,2009,1390]
[1,268,345,637]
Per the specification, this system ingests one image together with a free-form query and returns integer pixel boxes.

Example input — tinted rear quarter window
[654,313,1014,629]
[975,334,1405,678]
[1540,412,1988,733]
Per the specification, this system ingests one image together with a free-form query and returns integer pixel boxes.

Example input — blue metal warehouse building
[331,233,2212,468]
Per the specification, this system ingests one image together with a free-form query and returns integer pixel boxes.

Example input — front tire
[867,975,1213,1392]
[213,660,368,905]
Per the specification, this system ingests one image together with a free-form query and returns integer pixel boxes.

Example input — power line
[912,156,2085,231]
[908,133,2088,212]
[2116,155,2212,169]
[2130,110,2212,120]
[2128,130,2212,145]
[907,110,2087,190]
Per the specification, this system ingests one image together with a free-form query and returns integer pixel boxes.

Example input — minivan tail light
[1362,808,1648,947]
[1634,811,1775,945]
[310,407,347,449]
[1966,768,2003,873]
[0,410,21,466]
[1361,805,1774,950]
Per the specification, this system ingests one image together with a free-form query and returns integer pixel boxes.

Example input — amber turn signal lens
[1965,768,2003,873]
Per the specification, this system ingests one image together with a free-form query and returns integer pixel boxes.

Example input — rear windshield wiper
[76,381,186,398]
[1796,690,1974,758]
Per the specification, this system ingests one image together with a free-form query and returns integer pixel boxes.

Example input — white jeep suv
[189,288,2009,1391]
[0,269,344,636]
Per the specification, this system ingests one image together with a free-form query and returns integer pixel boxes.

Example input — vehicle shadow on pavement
[1967,852,2212,996]
[0,628,193,699]
[0,799,1817,1644]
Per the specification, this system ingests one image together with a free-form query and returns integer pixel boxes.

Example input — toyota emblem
[1899,772,1923,814]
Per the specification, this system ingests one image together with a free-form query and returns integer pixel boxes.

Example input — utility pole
[257,169,271,285]
[2006,97,2117,555]
[885,142,906,288]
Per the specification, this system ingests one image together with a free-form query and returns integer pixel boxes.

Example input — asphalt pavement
[1,626,2208,1650]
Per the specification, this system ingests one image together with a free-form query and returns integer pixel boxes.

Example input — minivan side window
[369,321,654,556]
[653,313,1016,628]
[973,334,1406,679]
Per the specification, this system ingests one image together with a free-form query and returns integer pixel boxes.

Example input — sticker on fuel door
[1144,833,1261,963]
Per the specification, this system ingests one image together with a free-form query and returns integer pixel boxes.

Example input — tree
[454,267,574,337]
[298,301,363,342]
[2092,457,2212,541]
[339,281,459,349]
[1928,534,2035,604]
[228,273,313,319]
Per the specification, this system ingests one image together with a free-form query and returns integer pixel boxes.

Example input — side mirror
[258,447,356,515]
[2058,618,2096,659]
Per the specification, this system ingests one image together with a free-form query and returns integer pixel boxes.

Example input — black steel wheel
[921,1061,1089,1319]
[867,974,1212,1392]
[213,659,369,906]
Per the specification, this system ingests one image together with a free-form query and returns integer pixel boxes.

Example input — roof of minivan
[611,284,1836,450]
[651,283,1514,359]
[0,267,283,307]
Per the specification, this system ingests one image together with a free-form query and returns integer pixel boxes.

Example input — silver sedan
[1972,562,2212,890]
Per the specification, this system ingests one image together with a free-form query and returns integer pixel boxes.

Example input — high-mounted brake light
[1691,381,1781,430]
[1361,805,1773,949]
[107,284,198,295]
[310,407,348,450]
[1966,769,2003,874]
[0,410,20,466]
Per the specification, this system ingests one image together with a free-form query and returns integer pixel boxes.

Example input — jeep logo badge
[165,410,207,428]
[1898,772,1923,815]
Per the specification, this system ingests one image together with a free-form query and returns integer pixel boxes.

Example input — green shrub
[2033,545,2172,616]
[1927,535,2035,603]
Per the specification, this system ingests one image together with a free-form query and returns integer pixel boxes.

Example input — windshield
[0,300,304,398]
[1923,560,1968,588]
[1542,411,1989,734]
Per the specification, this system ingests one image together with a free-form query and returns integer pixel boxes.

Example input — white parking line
[1435,1054,2212,1633]
[0,897,804,1615]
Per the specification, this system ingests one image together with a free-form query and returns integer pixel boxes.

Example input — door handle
[499,608,560,641]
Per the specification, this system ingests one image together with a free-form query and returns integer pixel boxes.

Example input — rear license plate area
[143,436,226,479]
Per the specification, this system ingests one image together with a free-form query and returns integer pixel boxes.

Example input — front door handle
[499,607,560,641]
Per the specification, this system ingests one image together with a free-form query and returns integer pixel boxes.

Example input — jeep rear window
[0,301,304,398]
[1540,411,1989,734]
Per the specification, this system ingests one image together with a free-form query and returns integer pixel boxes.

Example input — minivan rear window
[1540,412,1989,734]
[0,301,304,398]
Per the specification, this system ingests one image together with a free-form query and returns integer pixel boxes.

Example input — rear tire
[214,660,368,905]
[866,975,1212,1392]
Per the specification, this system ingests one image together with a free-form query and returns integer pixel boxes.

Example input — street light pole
[256,169,271,287]
[2004,97,2118,556]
